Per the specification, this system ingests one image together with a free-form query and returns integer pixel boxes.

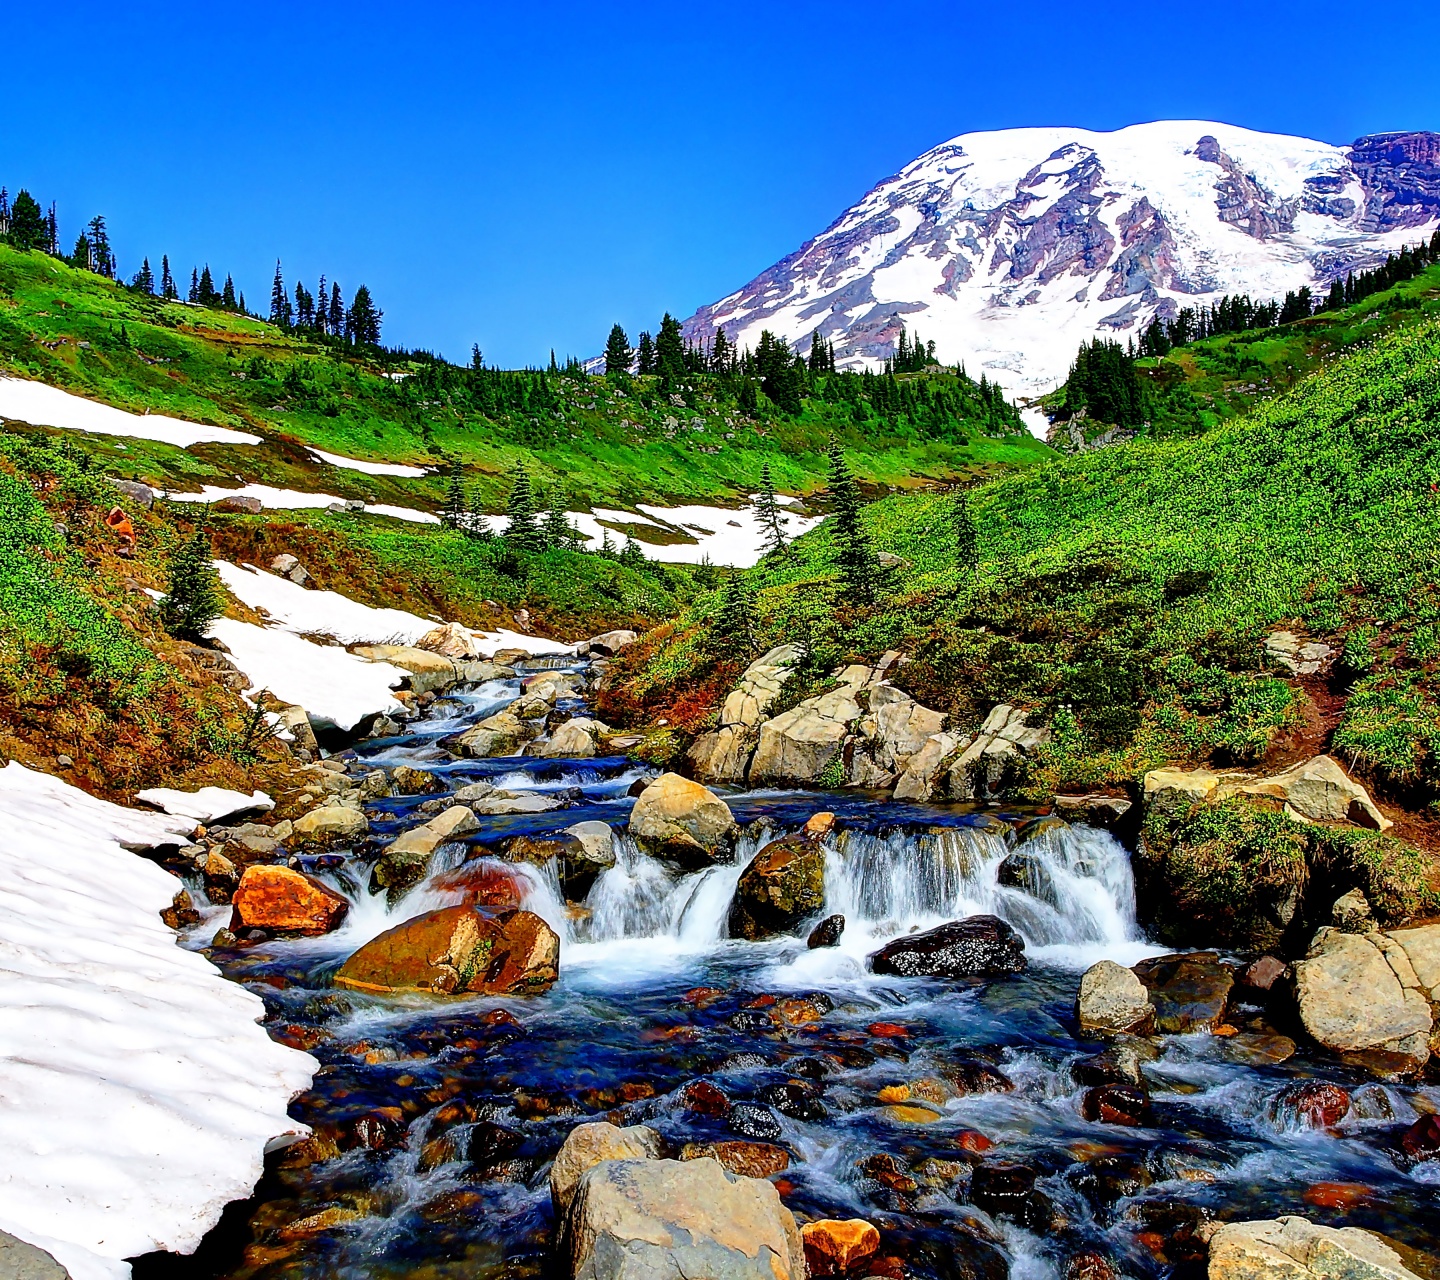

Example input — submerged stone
[869,915,1027,980]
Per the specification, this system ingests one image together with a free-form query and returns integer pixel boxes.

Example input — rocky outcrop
[350,644,460,694]
[417,621,483,660]
[563,1157,805,1280]
[1076,959,1155,1036]
[1264,631,1335,676]
[371,805,479,903]
[230,866,349,935]
[1142,756,1389,830]
[628,773,735,867]
[1207,1217,1421,1280]
[334,906,559,996]
[854,684,944,783]
[948,705,1051,801]
[1294,923,1435,1077]
[550,1121,666,1215]
[579,629,638,657]
[749,673,865,787]
[689,644,801,784]
[541,717,609,759]
[869,915,1027,979]
[893,731,966,801]
[728,832,827,941]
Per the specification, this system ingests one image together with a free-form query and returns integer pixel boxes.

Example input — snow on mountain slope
[684,122,1440,396]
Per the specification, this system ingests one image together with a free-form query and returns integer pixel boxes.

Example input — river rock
[391,765,443,794]
[1294,927,1432,1076]
[334,905,559,996]
[1207,1217,1421,1280]
[583,629,638,656]
[802,1219,881,1277]
[680,1141,790,1179]
[451,709,541,758]
[727,1102,782,1142]
[807,914,845,948]
[0,1230,68,1280]
[629,773,735,867]
[869,915,1027,979]
[292,803,369,844]
[728,833,827,941]
[417,621,483,660]
[550,1121,666,1214]
[473,790,566,815]
[749,680,865,786]
[1133,952,1235,1033]
[893,730,966,801]
[564,1156,805,1280]
[541,717,608,759]
[1081,1083,1151,1126]
[1077,960,1155,1036]
[565,820,617,873]
[350,644,460,694]
[230,865,349,935]
[371,805,479,903]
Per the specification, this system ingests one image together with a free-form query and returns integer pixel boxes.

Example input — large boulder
[1294,927,1432,1076]
[1237,755,1391,831]
[583,629,639,657]
[1133,952,1235,1033]
[948,705,1051,801]
[350,644,460,694]
[334,906,559,996]
[541,717,609,759]
[690,644,801,784]
[564,820,619,877]
[451,709,542,758]
[728,833,827,941]
[292,803,369,844]
[1142,766,1225,814]
[893,731,966,802]
[564,1157,805,1280]
[1077,960,1155,1036]
[230,865,349,935]
[628,773,735,867]
[550,1121,666,1215]
[869,915,1027,980]
[749,682,863,786]
[1208,1217,1421,1280]
[472,791,566,815]
[0,1230,68,1279]
[417,621,483,660]
[857,685,944,776]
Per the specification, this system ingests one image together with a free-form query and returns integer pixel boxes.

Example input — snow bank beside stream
[0,763,316,1279]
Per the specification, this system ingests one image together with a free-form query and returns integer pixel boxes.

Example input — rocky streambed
[140,653,1440,1280]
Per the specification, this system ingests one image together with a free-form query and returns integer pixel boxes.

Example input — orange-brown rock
[431,860,525,909]
[802,1218,881,1276]
[230,865,349,936]
[681,1140,791,1179]
[334,905,558,996]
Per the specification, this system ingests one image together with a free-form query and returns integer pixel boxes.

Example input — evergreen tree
[5,191,48,251]
[222,274,237,309]
[471,343,484,370]
[619,536,646,568]
[131,258,155,294]
[197,265,219,306]
[827,441,877,605]
[86,216,114,277]
[635,330,656,375]
[45,203,58,255]
[755,460,791,559]
[542,487,571,546]
[711,570,757,653]
[159,519,223,642]
[315,275,328,333]
[953,489,978,575]
[756,330,803,414]
[655,313,685,382]
[160,255,177,300]
[505,464,541,550]
[328,281,344,334]
[599,529,617,558]
[294,281,315,328]
[270,261,288,326]
[604,323,632,375]
[712,326,732,373]
[441,458,468,529]
[188,267,199,303]
[345,285,382,345]
[808,328,829,373]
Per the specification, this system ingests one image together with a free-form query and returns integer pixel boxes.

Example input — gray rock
[564,1157,805,1280]
[1077,960,1155,1036]
[0,1230,69,1279]
[1208,1216,1420,1280]
[628,773,735,866]
[110,478,154,508]
[550,1120,665,1215]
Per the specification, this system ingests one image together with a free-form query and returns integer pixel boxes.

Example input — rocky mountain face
[684,123,1440,396]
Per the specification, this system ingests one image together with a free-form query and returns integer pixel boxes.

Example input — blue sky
[5,0,1437,367]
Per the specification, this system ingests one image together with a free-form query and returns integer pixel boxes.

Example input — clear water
[171,666,1440,1280]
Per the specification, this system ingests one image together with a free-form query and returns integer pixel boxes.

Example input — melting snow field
[168,484,439,523]
[0,763,315,1280]
[306,447,429,477]
[0,376,262,447]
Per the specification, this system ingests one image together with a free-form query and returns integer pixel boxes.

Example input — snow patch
[0,762,315,1277]
[133,786,274,825]
[306,448,430,478]
[0,376,262,447]
[167,484,439,524]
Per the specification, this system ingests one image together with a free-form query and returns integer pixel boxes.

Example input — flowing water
[162,661,1440,1280]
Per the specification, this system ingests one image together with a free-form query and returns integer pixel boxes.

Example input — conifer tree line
[1137,232,1440,357]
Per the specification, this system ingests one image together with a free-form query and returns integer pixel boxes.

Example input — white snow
[167,484,440,524]
[216,561,440,646]
[0,376,262,447]
[688,120,1440,398]
[133,786,274,825]
[306,448,429,478]
[0,762,315,1279]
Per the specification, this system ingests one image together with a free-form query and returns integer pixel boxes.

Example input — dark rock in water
[759,1079,827,1121]
[1071,1045,1143,1087]
[969,1161,1042,1224]
[996,852,1057,905]
[345,1113,402,1151]
[680,1139,790,1178]
[1068,1153,1152,1219]
[466,1120,524,1170]
[391,765,443,794]
[1132,952,1234,1032]
[1130,1200,1212,1270]
[727,1101,782,1141]
[1400,1113,1440,1162]
[627,777,651,798]
[1081,1083,1151,1126]
[729,833,827,940]
[729,1009,776,1032]
[1276,1081,1351,1129]
[869,915,1027,979]
[784,1055,833,1080]
[859,1152,917,1195]
[681,1080,733,1118]
[1238,955,1289,993]
[1065,1252,1118,1280]
[807,914,845,948]
[946,1058,1016,1096]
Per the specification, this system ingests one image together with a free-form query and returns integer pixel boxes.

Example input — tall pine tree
[4,191,47,252]
[270,261,289,326]
[131,258,155,294]
[505,465,541,550]
[655,313,685,383]
[159,519,223,642]
[604,324,632,376]
[827,441,877,605]
[635,330,656,375]
[755,460,791,559]
[953,489,978,575]
[345,285,382,345]
[441,458,468,529]
[711,570,757,654]
[160,255,177,300]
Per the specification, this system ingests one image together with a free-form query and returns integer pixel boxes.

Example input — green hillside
[0,244,1050,519]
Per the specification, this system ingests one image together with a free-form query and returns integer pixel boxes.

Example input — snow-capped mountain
[683,122,1440,396]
